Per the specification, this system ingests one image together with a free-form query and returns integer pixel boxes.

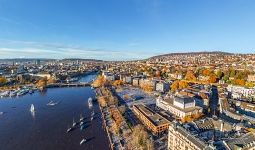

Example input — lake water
[0,74,110,150]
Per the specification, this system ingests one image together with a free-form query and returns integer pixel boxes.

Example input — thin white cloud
[0,40,155,60]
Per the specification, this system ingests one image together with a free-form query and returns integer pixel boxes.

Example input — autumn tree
[36,77,47,89]
[234,79,245,86]
[128,124,154,150]
[155,70,161,79]
[185,70,197,81]
[112,80,123,87]
[179,80,188,89]
[170,80,188,92]
[202,69,210,76]
[98,96,107,107]
[229,69,236,77]
[47,78,56,84]
[171,80,179,92]
[245,82,254,88]
[216,70,223,79]
[208,73,217,83]
[92,75,105,88]
[0,77,7,86]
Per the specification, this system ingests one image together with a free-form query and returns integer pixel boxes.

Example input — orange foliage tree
[202,69,210,76]
[171,80,188,92]
[92,75,105,88]
[234,79,245,86]
[98,96,107,107]
[36,77,47,89]
[171,80,179,92]
[47,78,56,84]
[185,70,197,81]
[112,80,123,87]
[179,80,188,89]
[0,77,7,86]
[208,74,217,83]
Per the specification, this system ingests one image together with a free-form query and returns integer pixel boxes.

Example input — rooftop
[134,104,170,126]
[225,132,255,149]
[171,122,215,150]
[174,95,194,104]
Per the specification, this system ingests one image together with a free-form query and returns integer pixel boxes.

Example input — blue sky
[0,0,255,60]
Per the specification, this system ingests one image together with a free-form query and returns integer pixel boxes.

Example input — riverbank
[95,86,132,150]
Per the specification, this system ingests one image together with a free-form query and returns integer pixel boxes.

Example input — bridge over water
[47,82,92,88]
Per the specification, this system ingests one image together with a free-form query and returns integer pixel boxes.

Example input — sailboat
[80,138,87,145]
[72,118,77,127]
[80,124,85,130]
[66,125,73,133]
[88,97,93,108]
[80,114,84,121]
[30,104,35,113]
[91,110,95,116]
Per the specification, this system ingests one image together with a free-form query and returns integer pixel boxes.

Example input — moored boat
[80,138,87,145]
[80,114,84,121]
[88,97,93,108]
[72,118,77,127]
[30,104,35,113]
[66,125,73,133]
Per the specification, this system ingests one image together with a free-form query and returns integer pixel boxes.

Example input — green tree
[216,70,223,79]
[229,69,236,77]
[223,75,229,81]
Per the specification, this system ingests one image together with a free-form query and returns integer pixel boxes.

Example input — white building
[227,85,255,98]
[156,95,203,119]
[156,82,170,93]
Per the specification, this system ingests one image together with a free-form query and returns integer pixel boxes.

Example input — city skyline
[1,0,255,60]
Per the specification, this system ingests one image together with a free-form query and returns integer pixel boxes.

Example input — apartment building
[133,104,170,135]
[168,122,215,150]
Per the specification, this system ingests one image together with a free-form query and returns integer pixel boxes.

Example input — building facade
[168,122,215,150]
[156,95,203,119]
[133,104,170,135]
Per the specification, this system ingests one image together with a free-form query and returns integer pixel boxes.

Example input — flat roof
[226,132,255,149]
[134,104,170,126]
[163,97,202,113]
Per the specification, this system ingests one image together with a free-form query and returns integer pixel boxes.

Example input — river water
[0,74,110,150]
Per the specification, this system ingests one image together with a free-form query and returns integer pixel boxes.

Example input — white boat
[72,118,77,127]
[47,100,59,106]
[66,126,72,133]
[88,97,93,108]
[91,116,93,121]
[80,114,84,121]
[0,112,4,115]
[80,138,87,145]
[30,104,35,113]
[91,110,95,116]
